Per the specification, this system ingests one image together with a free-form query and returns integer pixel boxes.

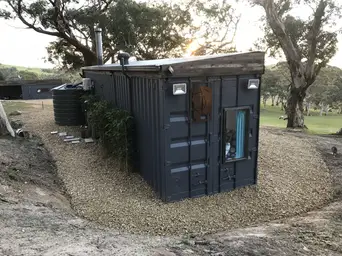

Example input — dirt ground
[1,101,342,255]
[0,136,173,256]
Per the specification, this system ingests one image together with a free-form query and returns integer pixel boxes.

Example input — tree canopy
[252,0,341,128]
[0,71,4,81]
[262,63,342,115]
[1,0,240,69]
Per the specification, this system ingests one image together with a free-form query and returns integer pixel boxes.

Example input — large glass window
[223,107,249,162]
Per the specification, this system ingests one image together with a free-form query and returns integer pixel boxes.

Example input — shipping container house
[81,51,265,202]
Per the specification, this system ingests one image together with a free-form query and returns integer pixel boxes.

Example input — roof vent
[117,52,131,65]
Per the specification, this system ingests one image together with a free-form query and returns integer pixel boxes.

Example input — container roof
[81,51,265,76]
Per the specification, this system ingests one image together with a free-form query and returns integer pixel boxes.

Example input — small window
[222,107,250,162]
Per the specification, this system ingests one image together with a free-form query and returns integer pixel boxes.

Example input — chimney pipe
[95,27,103,65]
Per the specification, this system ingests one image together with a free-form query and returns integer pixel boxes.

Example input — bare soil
[0,102,341,255]
[0,136,172,256]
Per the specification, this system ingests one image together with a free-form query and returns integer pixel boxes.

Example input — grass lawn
[260,105,342,134]
[1,101,36,115]
[1,99,340,135]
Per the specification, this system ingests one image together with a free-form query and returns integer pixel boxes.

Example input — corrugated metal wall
[130,77,164,197]
[21,84,61,100]
[84,70,261,202]
[84,71,165,198]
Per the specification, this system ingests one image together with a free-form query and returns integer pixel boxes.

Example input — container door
[163,78,214,202]
[213,75,260,193]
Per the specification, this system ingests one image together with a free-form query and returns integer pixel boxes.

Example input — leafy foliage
[262,62,342,115]
[306,65,342,114]
[1,0,241,69]
[0,71,4,81]
[18,70,39,80]
[185,0,240,55]
[0,67,19,80]
[262,64,290,109]
[0,64,80,83]
[84,95,134,168]
[252,0,341,128]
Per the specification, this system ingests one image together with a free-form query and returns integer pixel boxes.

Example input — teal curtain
[235,110,245,158]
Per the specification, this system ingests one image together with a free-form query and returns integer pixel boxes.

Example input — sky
[0,1,341,69]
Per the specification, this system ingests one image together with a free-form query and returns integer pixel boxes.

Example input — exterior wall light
[173,83,187,95]
[247,79,260,90]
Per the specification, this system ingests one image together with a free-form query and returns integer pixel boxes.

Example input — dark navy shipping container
[81,52,265,202]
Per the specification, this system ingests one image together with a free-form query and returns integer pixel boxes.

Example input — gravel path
[21,108,333,236]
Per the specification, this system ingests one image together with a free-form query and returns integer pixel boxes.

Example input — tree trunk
[286,88,305,128]
[276,96,280,106]
[306,102,311,116]
[0,118,7,135]
[324,105,329,116]
[271,96,276,106]
[263,97,267,108]
[320,104,324,116]
[0,101,15,137]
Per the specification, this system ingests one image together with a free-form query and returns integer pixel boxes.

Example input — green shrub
[83,95,134,170]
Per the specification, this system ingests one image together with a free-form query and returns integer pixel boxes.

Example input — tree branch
[254,0,302,69]
[7,0,60,37]
[305,0,327,82]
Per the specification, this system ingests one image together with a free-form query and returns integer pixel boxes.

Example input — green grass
[1,101,35,115]
[1,99,341,135]
[260,104,342,134]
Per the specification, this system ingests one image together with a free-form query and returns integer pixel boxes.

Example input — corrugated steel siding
[21,84,60,100]
[84,70,165,198]
[83,70,261,202]
[130,77,163,197]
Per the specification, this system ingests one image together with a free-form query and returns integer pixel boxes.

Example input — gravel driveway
[20,107,333,236]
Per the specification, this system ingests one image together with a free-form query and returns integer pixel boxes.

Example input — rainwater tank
[52,84,85,126]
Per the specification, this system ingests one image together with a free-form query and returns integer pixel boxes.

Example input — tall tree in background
[0,0,241,69]
[252,0,341,128]
[0,0,191,69]
[306,66,342,115]
[262,69,281,107]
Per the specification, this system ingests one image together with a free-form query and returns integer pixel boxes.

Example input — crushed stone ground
[20,107,333,236]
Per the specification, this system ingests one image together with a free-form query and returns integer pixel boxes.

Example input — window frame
[221,106,251,164]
